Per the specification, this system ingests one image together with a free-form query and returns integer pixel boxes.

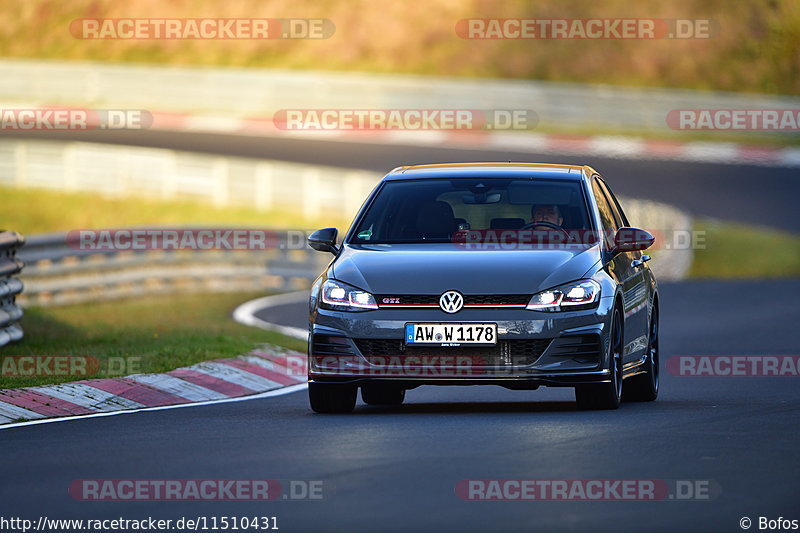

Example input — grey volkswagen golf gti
[306,163,659,413]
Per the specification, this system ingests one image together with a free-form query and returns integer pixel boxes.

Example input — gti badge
[439,290,464,313]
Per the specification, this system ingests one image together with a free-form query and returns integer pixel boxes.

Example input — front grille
[353,338,405,356]
[375,294,530,307]
[376,295,438,305]
[353,338,551,366]
[465,294,530,306]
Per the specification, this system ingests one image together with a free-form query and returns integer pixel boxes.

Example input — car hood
[331,243,601,295]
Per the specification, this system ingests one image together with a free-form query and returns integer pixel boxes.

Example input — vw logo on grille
[439,290,464,313]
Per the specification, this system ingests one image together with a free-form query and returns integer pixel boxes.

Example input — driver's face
[532,205,563,226]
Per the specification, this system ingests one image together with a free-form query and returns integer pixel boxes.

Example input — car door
[591,176,646,365]
[598,177,652,362]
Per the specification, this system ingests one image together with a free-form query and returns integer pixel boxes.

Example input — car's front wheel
[575,307,623,410]
[361,384,405,406]
[309,382,357,413]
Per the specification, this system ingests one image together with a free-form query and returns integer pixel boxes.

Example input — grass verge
[0,185,352,236]
[689,220,800,279]
[0,291,306,389]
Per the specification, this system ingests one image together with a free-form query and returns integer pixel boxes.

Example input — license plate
[405,323,497,346]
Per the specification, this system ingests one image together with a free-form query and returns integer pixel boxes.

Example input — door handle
[631,255,651,268]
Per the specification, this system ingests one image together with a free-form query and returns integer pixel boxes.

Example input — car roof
[384,162,597,181]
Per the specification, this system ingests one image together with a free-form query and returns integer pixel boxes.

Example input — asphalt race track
[2,279,799,532]
[2,129,798,232]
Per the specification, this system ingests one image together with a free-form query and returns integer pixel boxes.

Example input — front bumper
[308,298,615,388]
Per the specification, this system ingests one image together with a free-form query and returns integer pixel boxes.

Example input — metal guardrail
[17,229,330,306]
[0,138,379,221]
[0,231,25,347]
[1,59,799,135]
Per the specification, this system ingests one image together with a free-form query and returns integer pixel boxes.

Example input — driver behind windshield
[530,204,564,229]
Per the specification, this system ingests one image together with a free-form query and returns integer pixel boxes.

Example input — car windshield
[350,178,595,245]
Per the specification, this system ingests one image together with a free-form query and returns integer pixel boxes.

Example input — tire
[575,307,623,410]
[623,305,660,402]
[308,382,357,414]
[361,384,405,406]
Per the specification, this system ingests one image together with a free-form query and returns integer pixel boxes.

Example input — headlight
[320,279,378,311]
[526,279,601,312]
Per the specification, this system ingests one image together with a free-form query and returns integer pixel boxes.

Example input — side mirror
[308,227,339,254]
[613,227,655,252]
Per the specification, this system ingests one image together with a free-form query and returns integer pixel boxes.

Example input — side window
[597,178,629,227]
[591,178,618,249]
